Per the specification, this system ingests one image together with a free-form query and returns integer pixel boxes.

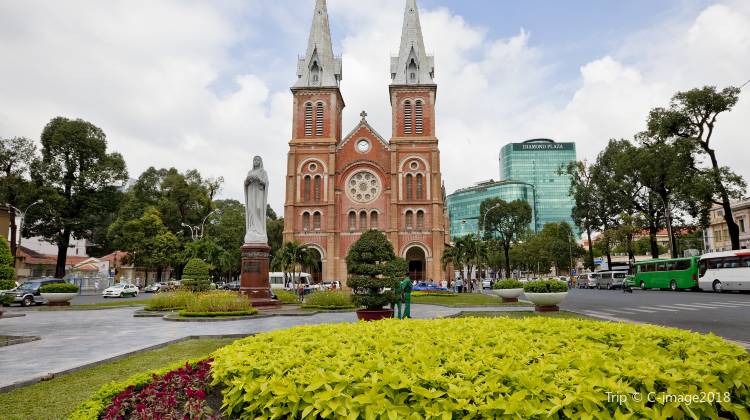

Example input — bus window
[613,273,626,278]
[646,263,655,272]
[724,257,740,268]
[742,256,750,268]
[674,260,691,271]
[657,263,667,272]
[708,258,722,270]
[699,261,707,277]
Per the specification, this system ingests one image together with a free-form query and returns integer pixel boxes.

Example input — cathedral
[283,0,449,283]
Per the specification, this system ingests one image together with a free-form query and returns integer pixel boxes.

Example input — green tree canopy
[479,198,532,278]
[0,136,37,257]
[346,230,406,310]
[0,236,16,289]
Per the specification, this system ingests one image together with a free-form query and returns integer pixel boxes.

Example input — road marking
[722,301,750,305]
[638,306,679,312]
[666,304,704,311]
[672,303,726,309]
[626,308,658,313]
[582,310,621,319]
[704,302,747,307]
[607,309,639,314]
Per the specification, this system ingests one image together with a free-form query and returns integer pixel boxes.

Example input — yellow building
[706,199,750,252]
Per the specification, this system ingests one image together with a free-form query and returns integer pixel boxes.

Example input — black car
[2,278,65,307]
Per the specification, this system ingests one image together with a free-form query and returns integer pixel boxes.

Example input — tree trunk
[648,222,659,259]
[157,267,163,282]
[661,193,678,258]
[54,229,71,278]
[8,207,17,257]
[585,227,594,269]
[503,243,511,279]
[706,148,741,250]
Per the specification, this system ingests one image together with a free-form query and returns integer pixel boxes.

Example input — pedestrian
[94,280,99,291]
[455,277,463,293]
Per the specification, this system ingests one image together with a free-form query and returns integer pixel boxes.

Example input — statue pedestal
[239,243,280,308]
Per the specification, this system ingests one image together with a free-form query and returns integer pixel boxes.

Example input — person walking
[455,276,463,293]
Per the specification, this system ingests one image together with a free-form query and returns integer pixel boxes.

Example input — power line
[740,79,750,90]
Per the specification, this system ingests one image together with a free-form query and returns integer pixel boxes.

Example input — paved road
[69,292,157,305]
[0,304,525,390]
[561,288,750,345]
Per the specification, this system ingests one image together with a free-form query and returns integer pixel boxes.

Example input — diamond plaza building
[447,139,577,238]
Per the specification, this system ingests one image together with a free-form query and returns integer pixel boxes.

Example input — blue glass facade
[446,180,536,239]
[499,139,577,234]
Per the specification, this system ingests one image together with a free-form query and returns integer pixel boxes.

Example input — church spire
[391,0,434,85]
[294,0,342,88]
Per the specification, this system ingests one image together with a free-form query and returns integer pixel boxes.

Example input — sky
[1,0,748,213]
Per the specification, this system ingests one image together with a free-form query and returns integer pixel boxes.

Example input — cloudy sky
[1,0,748,212]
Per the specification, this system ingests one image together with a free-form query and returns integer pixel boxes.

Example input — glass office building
[499,139,577,234]
[446,180,536,239]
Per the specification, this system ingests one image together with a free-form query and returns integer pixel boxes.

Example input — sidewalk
[0,304,528,390]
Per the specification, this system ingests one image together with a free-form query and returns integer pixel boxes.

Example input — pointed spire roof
[391,0,434,85]
[294,0,342,88]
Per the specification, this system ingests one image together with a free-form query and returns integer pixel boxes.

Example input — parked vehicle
[1,278,65,306]
[577,273,597,289]
[412,281,449,292]
[102,283,139,298]
[320,280,342,290]
[481,279,492,289]
[634,257,700,291]
[144,283,163,293]
[595,271,628,289]
[699,251,750,292]
[224,281,241,291]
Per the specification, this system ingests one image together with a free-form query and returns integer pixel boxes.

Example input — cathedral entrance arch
[304,245,324,284]
[405,246,426,282]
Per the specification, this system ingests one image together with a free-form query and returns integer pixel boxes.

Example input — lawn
[0,337,237,420]
[455,310,594,320]
[411,292,532,307]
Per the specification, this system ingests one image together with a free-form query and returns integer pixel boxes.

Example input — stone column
[239,244,280,307]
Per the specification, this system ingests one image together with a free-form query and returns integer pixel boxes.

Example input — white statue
[244,155,268,244]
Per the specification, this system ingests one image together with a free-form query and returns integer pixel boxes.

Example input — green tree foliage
[181,258,211,292]
[510,222,584,275]
[346,230,407,310]
[0,236,16,289]
[479,198,532,278]
[271,241,315,289]
[26,117,128,278]
[108,207,179,283]
[267,217,284,258]
[644,85,745,250]
[0,137,37,257]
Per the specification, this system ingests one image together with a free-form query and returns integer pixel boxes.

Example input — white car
[481,279,492,289]
[102,283,139,298]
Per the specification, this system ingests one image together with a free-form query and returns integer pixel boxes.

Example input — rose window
[346,171,380,203]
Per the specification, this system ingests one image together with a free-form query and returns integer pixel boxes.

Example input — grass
[0,337,236,420]
[455,310,595,320]
[411,292,533,307]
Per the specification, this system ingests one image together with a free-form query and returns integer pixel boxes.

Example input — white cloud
[0,0,748,217]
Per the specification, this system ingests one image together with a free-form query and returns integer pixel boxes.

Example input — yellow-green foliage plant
[273,289,300,304]
[211,318,750,419]
[144,290,197,311]
[301,291,354,309]
[183,291,254,314]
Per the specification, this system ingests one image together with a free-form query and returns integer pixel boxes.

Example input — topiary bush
[523,278,568,293]
[0,236,16,289]
[492,278,523,289]
[301,290,354,309]
[181,258,211,292]
[345,230,407,310]
[210,318,750,419]
[39,283,79,293]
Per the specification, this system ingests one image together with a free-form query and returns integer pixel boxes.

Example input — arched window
[313,212,321,230]
[416,173,424,200]
[405,174,413,200]
[408,59,418,83]
[314,175,322,201]
[405,210,414,230]
[370,211,379,230]
[311,60,320,85]
[303,175,311,202]
[315,102,324,136]
[304,103,313,137]
[416,210,425,230]
[360,211,368,231]
[403,100,412,134]
[348,211,356,231]
[302,212,310,231]
[415,100,424,134]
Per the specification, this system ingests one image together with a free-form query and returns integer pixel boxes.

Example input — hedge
[39,283,79,293]
[523,278,568,293]
[211,318,750,419]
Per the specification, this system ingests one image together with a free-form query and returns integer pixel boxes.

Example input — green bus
[633,257,700,291]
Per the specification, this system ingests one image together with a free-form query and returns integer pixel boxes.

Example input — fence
[66,275,115,296]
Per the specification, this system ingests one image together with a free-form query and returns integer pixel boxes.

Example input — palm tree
[271,241,314,289]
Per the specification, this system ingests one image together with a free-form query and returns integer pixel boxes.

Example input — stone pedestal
[239,243,280,308]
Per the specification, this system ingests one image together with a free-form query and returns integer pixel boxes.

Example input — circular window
[346,171,381,203]
[308,163,317,171]
[356,139,370,153]
[409,161,419,170]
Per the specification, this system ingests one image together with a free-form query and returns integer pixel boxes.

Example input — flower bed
[301,290,354,310]
[210,318,750,419]
[273,289,300,304]
[144,290,197,311]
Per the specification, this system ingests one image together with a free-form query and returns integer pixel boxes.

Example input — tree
[26,117,128,278]
[272,241,315,290]
[205,199,246,280]
[453,235,485,292]
[0,137,37,257]
[345,230,406,310]
[0,236,16,290]
[565,161,598,269]
[479,198,532,279]
[108,207,179,283]
[645,85,745,250]
[441,243,465,284]
[182,258,211,292]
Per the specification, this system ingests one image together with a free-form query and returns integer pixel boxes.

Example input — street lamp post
[6,199,42,255]
[181,209,220,241]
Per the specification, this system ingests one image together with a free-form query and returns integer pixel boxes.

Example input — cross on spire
[360,110,368,120]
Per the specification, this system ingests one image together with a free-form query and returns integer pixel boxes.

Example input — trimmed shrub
[492,278,524,290]
[273,289,300,304]
[211,318,750,419]
[39,283,79,293]
[181,258,211,292]
[523,278,568,293]
[345,230,407,310]
[184,291,253,313]
[0,236,15,286]
[301,291,353,309]
[144,290,197,311]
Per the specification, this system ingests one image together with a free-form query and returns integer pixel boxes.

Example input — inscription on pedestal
[243,262,260,273]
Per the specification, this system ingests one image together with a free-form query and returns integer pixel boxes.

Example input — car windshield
[17,282,40,291]
[112,284,125,288]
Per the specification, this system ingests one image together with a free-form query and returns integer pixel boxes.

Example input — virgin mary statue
[244,155,268,244]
